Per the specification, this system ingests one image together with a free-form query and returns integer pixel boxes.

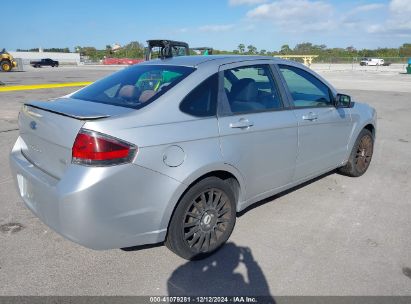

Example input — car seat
[229,78,265,113]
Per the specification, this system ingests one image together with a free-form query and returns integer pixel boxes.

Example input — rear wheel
[1,60,12,72]
[339,129,374,177]
[166,177,236,260]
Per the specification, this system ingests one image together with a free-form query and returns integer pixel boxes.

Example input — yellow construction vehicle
[0,48,17,72]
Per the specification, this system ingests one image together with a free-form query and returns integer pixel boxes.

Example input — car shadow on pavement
[167,242,275,303]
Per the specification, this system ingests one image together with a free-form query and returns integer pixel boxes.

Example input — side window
[222,65,282,115]
[279,65,332,108]
[180,73,218,117]
[224,77,232,92]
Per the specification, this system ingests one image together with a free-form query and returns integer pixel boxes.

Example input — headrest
[139,90,156,103]
[119,85,139,100]
[230,78,258,102]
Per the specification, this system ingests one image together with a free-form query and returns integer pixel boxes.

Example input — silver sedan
[10,56,376,259]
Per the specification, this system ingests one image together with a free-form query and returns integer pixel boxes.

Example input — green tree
[294,42,314,54]
[346,46,356,52]
[77,47,99,60]
[247,45,257,54]
[312,44,327,51]
[238,44,245,54]
[399,43,411,57]
[105,45,113,56]
[114,41,144,58]
[43,47,70,53]
[280,44,291,54]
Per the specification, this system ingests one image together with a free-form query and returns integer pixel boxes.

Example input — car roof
[137,55,337,94]
[140,55,280,67]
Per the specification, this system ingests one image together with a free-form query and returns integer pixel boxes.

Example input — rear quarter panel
[84,116,247,229]
[82,64,246,188]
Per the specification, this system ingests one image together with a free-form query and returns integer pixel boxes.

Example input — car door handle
[302,112,318,121]
[229,119,254,129]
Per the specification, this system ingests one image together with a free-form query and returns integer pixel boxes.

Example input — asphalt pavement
[0,66,410,296]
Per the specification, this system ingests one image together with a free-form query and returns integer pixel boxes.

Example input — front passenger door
[278,64,353,181]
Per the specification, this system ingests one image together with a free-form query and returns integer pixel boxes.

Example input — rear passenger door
[217,62,298,201]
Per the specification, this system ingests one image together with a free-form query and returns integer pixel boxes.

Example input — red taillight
[72,130,137,166]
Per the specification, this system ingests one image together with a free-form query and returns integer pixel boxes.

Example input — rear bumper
[10,136,183,250]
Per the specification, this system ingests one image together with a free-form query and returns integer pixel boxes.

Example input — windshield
[72,65,195,109]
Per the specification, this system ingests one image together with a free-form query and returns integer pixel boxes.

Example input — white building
[10,51,81,65]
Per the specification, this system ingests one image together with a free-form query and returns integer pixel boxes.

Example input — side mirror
[335,93,351,108]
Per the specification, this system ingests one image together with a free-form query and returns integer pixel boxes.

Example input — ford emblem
[29,121,37,130]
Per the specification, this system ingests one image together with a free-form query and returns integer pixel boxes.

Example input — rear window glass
[72,65,195,109]
[180,73,218,117]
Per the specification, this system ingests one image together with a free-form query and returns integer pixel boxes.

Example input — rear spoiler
[24,101,110,120]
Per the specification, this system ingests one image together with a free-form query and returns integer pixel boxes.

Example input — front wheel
[1,61,12,72]
[166,177,236,260]
[339,129,374,177]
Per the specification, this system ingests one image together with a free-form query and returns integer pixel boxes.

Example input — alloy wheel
[355,134,373,173]
[182,188,232,253]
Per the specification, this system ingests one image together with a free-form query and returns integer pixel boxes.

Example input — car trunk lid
[19,98,133,179]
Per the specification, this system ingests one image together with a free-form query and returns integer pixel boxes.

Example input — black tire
[339,129,374,177]
[166,177,236,260]
[1,60,12,72]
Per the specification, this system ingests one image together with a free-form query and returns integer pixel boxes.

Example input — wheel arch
[160,164,246,240]
[363,123,375,138]
[345,120,376,164]
[339,122,375,176]
[181,170,242,205]
[0,59,11,66]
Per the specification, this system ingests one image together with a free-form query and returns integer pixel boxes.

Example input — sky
[2,0,411,52]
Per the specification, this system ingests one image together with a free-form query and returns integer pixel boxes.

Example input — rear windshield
[72,65,195,109]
